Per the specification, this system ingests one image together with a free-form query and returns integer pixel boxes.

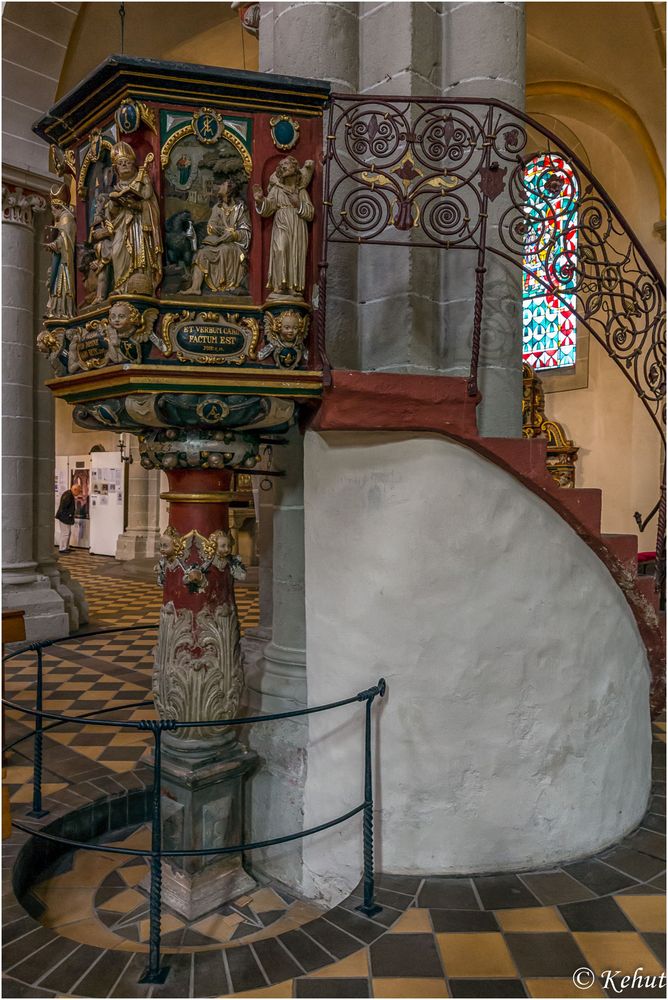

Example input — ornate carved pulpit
[34,55,330,917]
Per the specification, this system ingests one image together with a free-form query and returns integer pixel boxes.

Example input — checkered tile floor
[2,552,665,997]
[4,548,260,804]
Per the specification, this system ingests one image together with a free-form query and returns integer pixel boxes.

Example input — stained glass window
[522,154,578,370]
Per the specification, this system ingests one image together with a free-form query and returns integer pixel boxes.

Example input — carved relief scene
[162,111,251,298]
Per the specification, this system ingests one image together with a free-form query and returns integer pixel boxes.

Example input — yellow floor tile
[138,912,183,941]
[47,733,76,745]
[310,949,369,978]
[526,978,607,998]
[387,908,433,933]
[250,887,290,914]
[192,911,243,942]
[573,932,664,977]
[57,916,140,951]
[4,766,34,783]
[103,760,138,773]
[109,732,151,746]
[71,745,105,760]
[39,888,94,928]
[495,906,567,933]
[613,894,666,933]
[436,932,518,978]
[373,978,448,997]
[98,887,146,913]
[119,863,148,887]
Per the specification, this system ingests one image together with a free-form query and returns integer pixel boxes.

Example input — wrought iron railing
[315,94,666,593]
[3,627,386,985]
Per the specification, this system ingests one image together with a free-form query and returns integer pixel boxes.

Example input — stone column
[2,186,69,641]
[441,1,526,436]
[115,437,162,560]
[264,1,361,368]
[243,426,308,888]
[356,3,445,375]
[32,238,88,631]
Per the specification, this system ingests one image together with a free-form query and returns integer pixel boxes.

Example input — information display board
[89,452,125,556]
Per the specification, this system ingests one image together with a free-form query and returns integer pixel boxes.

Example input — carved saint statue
[45,183,76,319]
[182,180,251,294]
[253,156,315,299]
[107,141,162,295]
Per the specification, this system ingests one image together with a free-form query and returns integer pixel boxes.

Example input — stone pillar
[2,186,69,641]
[357,3,445,375]
[441,1,526,436]
[264,1,361,368]
[243,426,308,888]
[115,437,162,560]
[32,239,88,631]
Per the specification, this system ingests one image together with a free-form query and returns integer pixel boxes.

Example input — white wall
[301,431,651,905]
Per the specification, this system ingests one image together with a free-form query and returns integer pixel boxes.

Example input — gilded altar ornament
[182,180,251,295]
[108,141,163,295]
[259,309,309,368]
[76,302,159,370]
[253,156,315,300]
[522,362,579,488]
[37,327,67,375]
[44,183,76,319]
[270,115,300,151]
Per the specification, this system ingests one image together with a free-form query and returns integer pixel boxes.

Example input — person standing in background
[55,482,81,553]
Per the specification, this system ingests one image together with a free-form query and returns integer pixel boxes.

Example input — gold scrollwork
[160,122,252,176]
[138,101,158,135]
[77,132,113,196]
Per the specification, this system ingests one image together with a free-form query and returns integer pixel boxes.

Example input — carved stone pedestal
[158,740,258,921]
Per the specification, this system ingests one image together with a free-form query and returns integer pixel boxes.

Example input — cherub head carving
[210,529,233,559]
[108,301,141,338]
[158,531,177,560]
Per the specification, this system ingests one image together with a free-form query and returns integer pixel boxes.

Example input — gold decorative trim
[160,491,241,503]
[522,362,579,488]
[77,135,113,196]
[40,69,327,145]
[160,122,252,176]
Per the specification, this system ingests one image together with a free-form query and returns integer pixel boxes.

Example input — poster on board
[90,452,125,556]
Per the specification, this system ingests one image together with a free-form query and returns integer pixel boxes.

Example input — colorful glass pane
[522,154,578,370]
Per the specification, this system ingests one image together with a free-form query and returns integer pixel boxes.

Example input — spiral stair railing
[316,94,666,595]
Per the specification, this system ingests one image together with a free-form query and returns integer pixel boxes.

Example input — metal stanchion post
[27,645,48,819]
[140,722,170,984]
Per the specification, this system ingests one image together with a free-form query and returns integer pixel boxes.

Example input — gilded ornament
[77,131,113,196]
[522,362,579,488]
[259,309,309,369]
[107,142,163,295]
[44,182,76,319]
[192,107,224,145]
[115,98,158,135]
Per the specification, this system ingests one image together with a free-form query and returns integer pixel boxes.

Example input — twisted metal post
[27,645,48,819]
[139,721,171,985]
[357,678,386,916]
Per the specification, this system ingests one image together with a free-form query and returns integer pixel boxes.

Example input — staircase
[310,369,665,715]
